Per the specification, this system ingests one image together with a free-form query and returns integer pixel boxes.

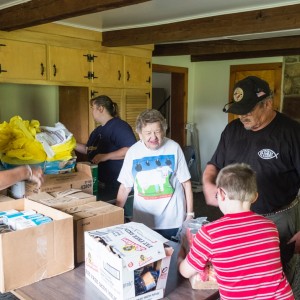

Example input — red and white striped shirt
[186,211,294,300]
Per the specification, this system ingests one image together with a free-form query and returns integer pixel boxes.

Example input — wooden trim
[154,36,300,61]
[153,64,188,147]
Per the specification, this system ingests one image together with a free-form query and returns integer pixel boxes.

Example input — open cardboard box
[85,222,173,300]
[25,163,93,196]
[62,200,124,264]
[28,190,123,264]
[0,199,74,292]
[27,189,96,210]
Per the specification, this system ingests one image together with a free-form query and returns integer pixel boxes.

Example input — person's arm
[182,179,194,220]
[288,231,300,254]
[115,183,131,208]
[91,147,129,164]
[202,164,219,207]
[75,142,87,154]
[0,165,44,190]
[179,257,198,279]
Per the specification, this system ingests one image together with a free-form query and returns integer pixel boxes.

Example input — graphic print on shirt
[87,133,101,161]
[132,155,174,199]
[258,149,279,159]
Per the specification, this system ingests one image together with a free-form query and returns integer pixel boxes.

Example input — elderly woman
[116,109,193,240]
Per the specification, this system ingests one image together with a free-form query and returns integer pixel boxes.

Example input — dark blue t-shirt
[87,118,136,185]
[208,112,300,214]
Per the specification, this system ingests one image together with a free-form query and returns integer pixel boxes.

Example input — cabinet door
[92,52,124,87]
[59,86,90,144]
[124,88,152,135]
[88,87,123,132]
[49,46,91,83]
[0,39,47,80]
[124,56,152,88]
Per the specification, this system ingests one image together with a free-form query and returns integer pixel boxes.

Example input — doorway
[152,64,188,148]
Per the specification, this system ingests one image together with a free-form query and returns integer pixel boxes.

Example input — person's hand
[27,166,44,188]
[185,214,194,222]
[288,231,300,254]
[203,182,218,207]
[91,154,106,164]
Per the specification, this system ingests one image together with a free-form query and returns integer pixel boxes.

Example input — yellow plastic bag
[0,116,46,164]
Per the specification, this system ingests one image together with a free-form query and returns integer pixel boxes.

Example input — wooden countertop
[13,242,219,300]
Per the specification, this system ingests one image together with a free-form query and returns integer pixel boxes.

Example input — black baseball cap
[224,76,271,115]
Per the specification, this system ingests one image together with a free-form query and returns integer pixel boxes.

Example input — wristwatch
[186,212,195,218]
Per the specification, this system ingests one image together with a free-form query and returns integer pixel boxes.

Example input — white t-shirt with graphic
[118,138,191,229]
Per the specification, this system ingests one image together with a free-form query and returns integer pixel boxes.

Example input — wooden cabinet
[59,86,90,144]
[88,87,151,136]
[48,46,91,84]
[0,39,47,80]
[124,88,152,135]
[92,52,124,87]
[0,25,153,147]
[88,87,123,133]
[124,56,152,88]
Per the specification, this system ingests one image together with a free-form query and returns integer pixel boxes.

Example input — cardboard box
[0,194,15,202]
[27,189,96,210]
[63,200,124,264]
[0,199,74,292]
[25,163,93,196]
[85,222,173,300]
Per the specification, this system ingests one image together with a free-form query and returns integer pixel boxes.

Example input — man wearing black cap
[203,75,300,298]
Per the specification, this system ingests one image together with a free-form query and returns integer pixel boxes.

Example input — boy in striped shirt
[179,163,294,299]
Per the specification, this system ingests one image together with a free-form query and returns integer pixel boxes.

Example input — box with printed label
[25,163,93,196]
[85,222,173,300]
[63,200,124,264]
[0,198,74,292]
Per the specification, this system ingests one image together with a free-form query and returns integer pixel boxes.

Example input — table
[13,242,219,300]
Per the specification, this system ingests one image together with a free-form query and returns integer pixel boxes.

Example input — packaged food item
[0,209,19,224]
[15,216,52,230]
[177,217,218,290]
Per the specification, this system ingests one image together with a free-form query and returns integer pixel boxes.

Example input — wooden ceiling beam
[102,4,300,47]
[153,35,300,57]
[191,49,300,62]
[0,0,151,31]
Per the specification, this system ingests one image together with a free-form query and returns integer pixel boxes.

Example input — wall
[282,56,300,122]
[152,56,283,173]
[0,83,59,126]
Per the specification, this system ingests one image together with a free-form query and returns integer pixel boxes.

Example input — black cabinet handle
[53,64,57,77]
[91,90,98,98]
[41,63,45,76]
[0,64,7,74]
[118,70,121,80]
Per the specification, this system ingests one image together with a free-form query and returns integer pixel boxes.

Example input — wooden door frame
[152,64,188,147]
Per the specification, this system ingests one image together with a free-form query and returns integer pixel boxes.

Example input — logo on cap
[233,87,244,102]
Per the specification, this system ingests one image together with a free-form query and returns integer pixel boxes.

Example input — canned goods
[10,181,25,199]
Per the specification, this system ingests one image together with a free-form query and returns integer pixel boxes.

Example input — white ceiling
[1,0,300,43]
[56,0,299,34]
